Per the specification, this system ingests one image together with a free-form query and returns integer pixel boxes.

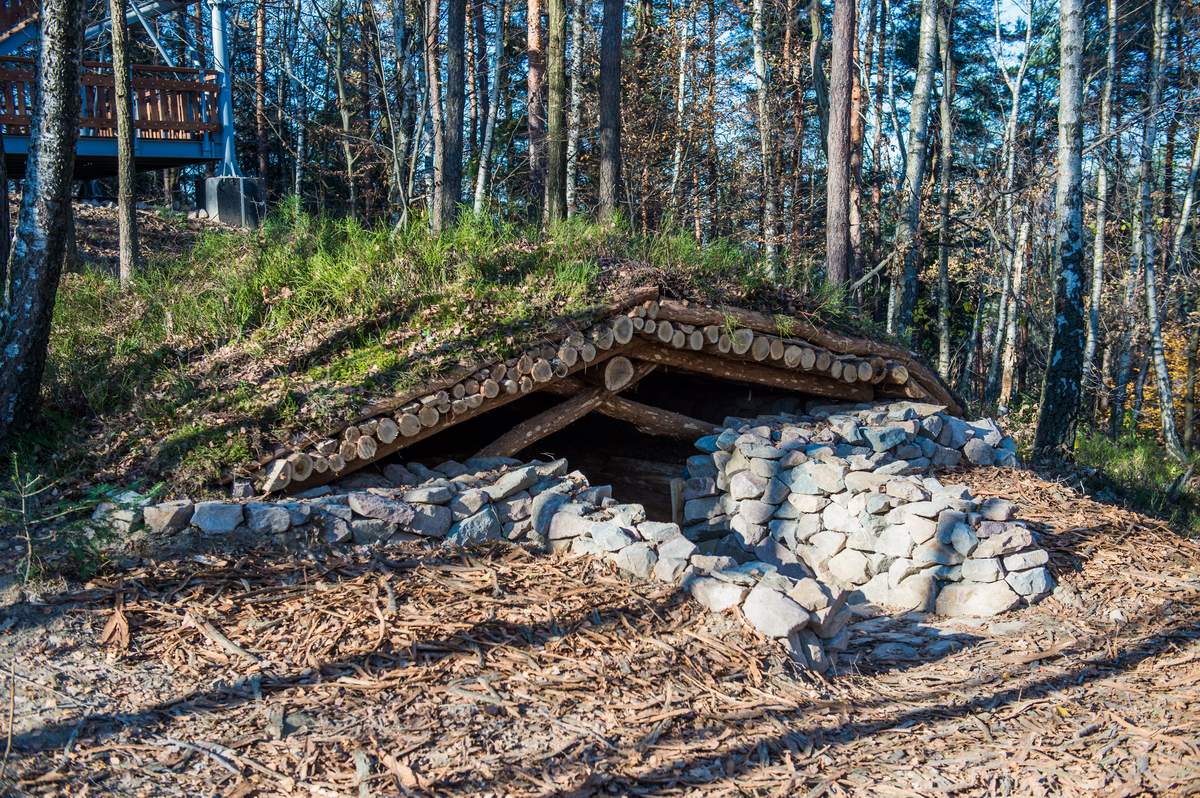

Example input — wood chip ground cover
[2,469,1198,796]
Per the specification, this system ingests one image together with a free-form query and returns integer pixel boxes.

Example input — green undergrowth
[25,199,850,496]
[1074,429,1200,535]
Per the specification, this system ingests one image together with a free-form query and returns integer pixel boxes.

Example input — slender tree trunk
[596,0,623,223]
[546,0,567,222]
[527,0,547,220]
[1032,0,1085,458]
[824,0,854,285]
[425,0,445,227]
[440,0,467,229]
[473,0,489,150]
[1139,0,1184,459]
[888,0,938,340]
[109,0,138,287]
[565,0,584,215]
[1082,0,1116,408]
[1167,122,1200,275]
[807,0,828,154]
[334,4,358,216]
[934,1,955,379]
[1186,325,1199,451]
[667,4,690,211]
[869,0,884,261]
[999,218,1029,411]
[847,3,863,281]
[255,0,268,182]
[0,0,84,437]
[752,0,778,271]
[474,0,506,213]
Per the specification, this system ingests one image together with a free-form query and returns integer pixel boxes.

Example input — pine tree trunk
[0,0,84,438]
[565,0,584,215]
[546,0,567,222]
[1032,0,1085,458]
[890,0,938,340]
[824,0,854,285]
[596,0,623,223]
[1082,0,1116,408]
[441,0,467,229]
[334,4,357,216]
[526,0,547,221]
[109,0,138,287]
[934,1,955,379]
[807,0,828,153]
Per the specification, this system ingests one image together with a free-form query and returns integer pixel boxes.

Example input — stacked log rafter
[245,290,960,495]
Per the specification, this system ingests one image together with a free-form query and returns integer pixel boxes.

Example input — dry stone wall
[118,401,1050,675]
[680,401,1053,619]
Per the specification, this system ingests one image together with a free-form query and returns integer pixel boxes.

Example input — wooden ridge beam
[651,298,961,414]
[542,373,719,441]
[474,388,607,458]
[626,341,874,401]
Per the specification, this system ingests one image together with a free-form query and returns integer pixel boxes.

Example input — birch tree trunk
[824,0,854,285]
[889,0,938,340]
[934,1,955,379]
[546,0,567,222]
[597,0,623,223]
[1139,0,1184,460]
[1167,122,1200,276]
[425,0,445,228]
[109,0,139,287]
[752,0,778,272]
[0,0,84,437]
[667,5,689,210]
[255,0,268,182]
[1082,0,1116,404]
[999,218,1029,411]
[474,0,506,213]
[1032,0,1085,458]
[565,0,584,215]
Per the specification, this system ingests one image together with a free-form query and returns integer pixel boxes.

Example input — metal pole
[208,0,240,176]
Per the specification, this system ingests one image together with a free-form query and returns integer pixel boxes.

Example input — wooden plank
[474,388,606,458]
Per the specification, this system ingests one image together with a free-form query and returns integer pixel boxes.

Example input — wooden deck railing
[0,57,220,141]
[0,0,36,34]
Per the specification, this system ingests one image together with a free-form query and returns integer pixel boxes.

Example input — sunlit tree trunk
[999,218,1029,411]
[1033,0,1085,458]
[752,0,778,271]
[109,0,138,287]
[0,0,84,438]
[256,0,268,183]
[565,0,584,215]
[1082,0,1116,408]
[546,0,567,222]
[1139,0,1184,459]
[824,0,854,285]
[667,4,690,211]
[597,0,623,222]
[527,0,547,220]
[934,1,955,378]
[888,0,937,340]
[474,0,506,213]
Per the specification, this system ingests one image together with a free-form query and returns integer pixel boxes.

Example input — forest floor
[2,467,1198,797]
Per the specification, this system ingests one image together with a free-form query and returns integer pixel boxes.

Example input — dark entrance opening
[382,366,816,521]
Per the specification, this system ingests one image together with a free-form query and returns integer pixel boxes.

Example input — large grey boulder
[935,580,1020,617]
[447,507,504,545]
[740,582,810,637]
[348,493,417,526]
[245,503,291,535]
[191,502,243,534]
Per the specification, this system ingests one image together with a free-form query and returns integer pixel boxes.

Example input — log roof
[242,289,961,494]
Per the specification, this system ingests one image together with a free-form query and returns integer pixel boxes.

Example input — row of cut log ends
[254,297,932,492]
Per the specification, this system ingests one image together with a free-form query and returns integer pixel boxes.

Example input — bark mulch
[2,467,1198,796]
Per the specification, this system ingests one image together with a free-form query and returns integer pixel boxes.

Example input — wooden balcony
[0,56,222,179]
